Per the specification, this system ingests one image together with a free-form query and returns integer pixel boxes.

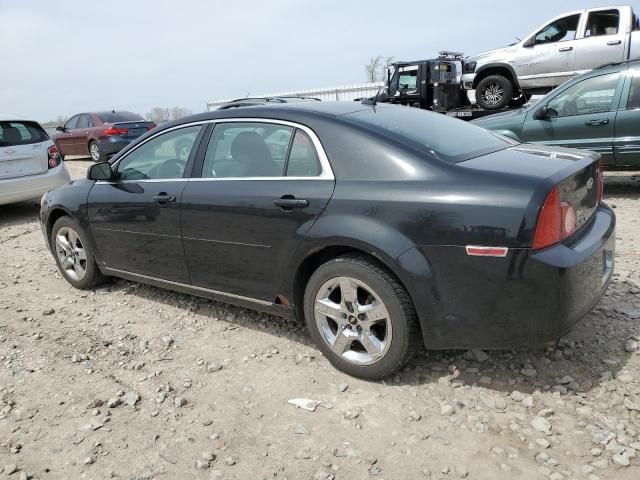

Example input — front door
[181,121,335,302]
[56,115,80,156]
[74,114,92,157]
[516,13,581,89]
[521,71,622,164]
[574,8,626,73]
[88,124,204,283]
[614,66,640,166]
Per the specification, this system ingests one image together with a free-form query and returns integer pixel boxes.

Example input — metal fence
[206,82,384,111]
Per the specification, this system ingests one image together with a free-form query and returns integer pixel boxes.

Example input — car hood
[466,45,519,65]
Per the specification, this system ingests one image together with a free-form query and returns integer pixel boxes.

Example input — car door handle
[607,40,622,46]
[153,193,177,204]
[273,195,309,210]
[585,119,609,126]
[558,46,573,52]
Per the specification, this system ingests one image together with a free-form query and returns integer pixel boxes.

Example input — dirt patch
[1,161,639,479]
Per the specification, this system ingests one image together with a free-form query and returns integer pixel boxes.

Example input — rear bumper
[98,137,132,155]
[0,163,71,206]
[399,204,616,349]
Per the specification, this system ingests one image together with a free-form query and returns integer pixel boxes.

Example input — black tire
[51,216,106,289]
[303,254,419,380]
[89,140,106,162]
[509,92,532,108]
[476,75,513,110]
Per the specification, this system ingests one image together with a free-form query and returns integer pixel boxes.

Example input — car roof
[0,114,41,124]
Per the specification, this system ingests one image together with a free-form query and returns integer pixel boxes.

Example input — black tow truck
[367,52,523,120]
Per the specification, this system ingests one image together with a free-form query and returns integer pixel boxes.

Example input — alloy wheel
[481,83,504,106]
[314,276,392,366]
[90,143,100,161]
[55,227,87,281]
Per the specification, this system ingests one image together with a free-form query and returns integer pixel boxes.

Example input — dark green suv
[472,60,640,167]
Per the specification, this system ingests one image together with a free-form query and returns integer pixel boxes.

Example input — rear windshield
[344,106,515,163]
[0,121,49,147]
[97,112,143,123]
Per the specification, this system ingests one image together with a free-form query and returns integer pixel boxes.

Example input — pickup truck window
[625,71,640,110]
[548,73,619,117]
[585,9,620,37]
[534,14,580,45]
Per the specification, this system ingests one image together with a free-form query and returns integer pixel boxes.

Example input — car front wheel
[51,216,105,289]
[304,254,419,379]
[476,75,513,110]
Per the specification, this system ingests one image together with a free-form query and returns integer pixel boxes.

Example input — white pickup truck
[462,5,640,110]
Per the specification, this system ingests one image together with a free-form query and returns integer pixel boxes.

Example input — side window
[65,115,79,130]
[625,71,640,110]
[202,123,290,178]
[116,125,202,180]
[534,14,580,45]
[77,114,90,129]
[286,130,321,177]
[585,10,620,37]
[547,73,620,117]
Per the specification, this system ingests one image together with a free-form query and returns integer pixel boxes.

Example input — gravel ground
[0,160,639,480]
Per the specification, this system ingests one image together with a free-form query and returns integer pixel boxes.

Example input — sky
[0,0,620,122]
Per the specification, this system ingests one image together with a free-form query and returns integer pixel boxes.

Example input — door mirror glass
[87,162,114,181]
[56,126,65,132]
[533,106,550,120]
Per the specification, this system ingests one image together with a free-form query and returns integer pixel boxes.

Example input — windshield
[344,106,516,163]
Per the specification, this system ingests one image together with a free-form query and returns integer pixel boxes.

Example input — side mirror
[87,162,114,181]
[533,106,549,120]
[523,37,535,48]
[56,126,66,132]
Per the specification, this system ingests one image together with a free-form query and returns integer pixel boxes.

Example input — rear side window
[585,9,620,37]
[0,121,49,147]
[286,130,321,177]
[626,70,640,109]
[97,112,143,123]
[344,106,514,163]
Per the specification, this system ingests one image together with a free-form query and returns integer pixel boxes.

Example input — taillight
[47,145,61,169]
[532,186,577,250]
[103,126,128,136]
[147,124,156,131]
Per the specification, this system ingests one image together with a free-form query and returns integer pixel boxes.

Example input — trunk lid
[110,121,155,140]
[0,121,50,180]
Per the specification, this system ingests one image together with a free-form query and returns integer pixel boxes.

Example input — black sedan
[40,102,615,379]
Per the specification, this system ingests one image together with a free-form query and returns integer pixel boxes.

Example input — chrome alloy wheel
[90,142,100,161]
[55,227,87,281]
[481,82,504,106]
[314,276,392,366]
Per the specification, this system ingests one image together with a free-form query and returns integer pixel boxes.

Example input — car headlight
[463,61,477,74]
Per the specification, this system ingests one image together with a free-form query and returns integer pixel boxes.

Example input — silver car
[0,116,70,206]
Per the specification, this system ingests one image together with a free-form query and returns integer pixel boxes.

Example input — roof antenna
[112,109,115,114]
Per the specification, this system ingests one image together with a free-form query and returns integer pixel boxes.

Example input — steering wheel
[156,158,185,178]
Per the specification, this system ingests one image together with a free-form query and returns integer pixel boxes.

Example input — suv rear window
[344,106,515,163]
[96,112,143,123]
[0,121,49,147]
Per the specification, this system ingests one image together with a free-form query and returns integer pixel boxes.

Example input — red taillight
[147,124,156,131]
[103,126,128,136]
[532,186,577,250]
[47,145,60,168]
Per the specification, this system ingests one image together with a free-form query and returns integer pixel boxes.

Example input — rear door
[613,66,640,166]
[181,120,335,302]
[521,70,623,164]
[574,8,626,73]
[0,121,50,180]
[88,124,205,283]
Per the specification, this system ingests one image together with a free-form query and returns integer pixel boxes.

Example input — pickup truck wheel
[476,75,513,110]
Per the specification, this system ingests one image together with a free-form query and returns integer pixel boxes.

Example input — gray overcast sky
[0,0,618,121]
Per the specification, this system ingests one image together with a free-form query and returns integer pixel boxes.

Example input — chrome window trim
[100,117,334,185]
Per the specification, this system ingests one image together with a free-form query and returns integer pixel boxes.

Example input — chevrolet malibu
[40,102,615,379]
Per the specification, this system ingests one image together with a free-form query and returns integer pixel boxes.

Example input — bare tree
[145,107,170,125]
[381,56,396,81]
[168,107,192,121]
[365,56,383,83]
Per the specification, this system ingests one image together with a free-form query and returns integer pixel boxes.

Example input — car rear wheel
[476,75,513,110]
[89,141,105,162]
[52,216,105,289]
[303,254,419,379]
